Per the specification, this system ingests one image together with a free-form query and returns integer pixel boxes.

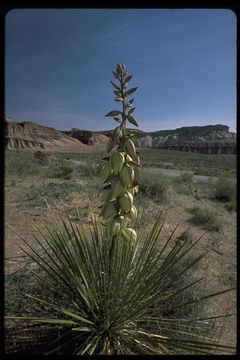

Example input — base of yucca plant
[5,205,235,355]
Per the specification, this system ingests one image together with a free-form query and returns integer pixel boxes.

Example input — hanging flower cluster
[100,63,140,242]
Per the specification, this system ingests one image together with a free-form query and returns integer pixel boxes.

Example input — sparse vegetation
[214,177,236,202]
[5,151,43,178]
[180,172,194,183]
[46,159,74,179]
[74,161,101,178]
[225,199,236,212]
[26,180,83,206]
[187,206,222,232]
[138,148,236,178]
[139,168,172,201]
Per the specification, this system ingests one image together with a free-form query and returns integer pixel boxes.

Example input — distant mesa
[4,118,88,152]
[4,117,236,154]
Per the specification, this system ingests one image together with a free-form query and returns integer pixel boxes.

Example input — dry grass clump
[214,177,236,202]
[187,206,222,232]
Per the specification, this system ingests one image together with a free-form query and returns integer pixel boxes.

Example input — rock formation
[4,117,236,155]
[134,124,236,154]
[64,128,109,145]
[4,118,86,151]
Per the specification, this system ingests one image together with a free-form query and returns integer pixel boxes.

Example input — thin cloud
[101,22,132,41]
[78,22,133,55]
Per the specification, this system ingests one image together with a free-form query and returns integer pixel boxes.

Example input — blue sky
[5,9,236,132]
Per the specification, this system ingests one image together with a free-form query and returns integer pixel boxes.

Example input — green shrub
[180,172,194,183]
[172,176,194,196]
[26,180,82,206]
[74,162,101,178]
[175,228,194,244]
[46,159,74,179]
[225,199,236,212]
[194,193,201,201]
[5,151,42,178]
[139,168,172,201]
[187,206,222,232]
[215,177,236,202]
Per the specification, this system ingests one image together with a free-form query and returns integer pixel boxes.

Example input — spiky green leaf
[113,117,122,123]
[110,80,120,90]
[127,114,139,127]
[125,75,133,83]
[128,107,136,115]
[112,70,119,79]
[126,99,134,107]
[105,110,121,117]
[124,87,138,97]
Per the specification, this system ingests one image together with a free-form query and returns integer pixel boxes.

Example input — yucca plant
[100,63,140,244]
[5,64,236,355]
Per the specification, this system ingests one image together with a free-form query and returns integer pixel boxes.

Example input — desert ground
[4,146,236,353]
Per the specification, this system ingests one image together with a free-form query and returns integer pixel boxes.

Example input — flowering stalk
[100,63,140,242]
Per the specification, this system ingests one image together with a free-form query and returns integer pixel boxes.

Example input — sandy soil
[4,175,236,351]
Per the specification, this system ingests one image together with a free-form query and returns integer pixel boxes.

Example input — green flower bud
[100,201,117,221]
[110,151,125,175]
[100,188,112,202]
[124,138,137,160]
[100,163,112,182]
[119,191,133,213]
[106,126,122,153]
[119,164,134,186]
[122,228,137,242]
[130,205,138,220]
[111,178,125,198]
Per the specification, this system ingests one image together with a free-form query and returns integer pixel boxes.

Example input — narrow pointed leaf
[128,107,136,115]
[110,80,120,90]
[5,316,79,326]
[126,98,134,107]
[113,117,121,123]
[72,326,93,332]
[105,110,121,117]
[124,87,138,96]
[25,294,94,325]
[127,114,139,127]
[113,90,121,96]
[125,75,132,83]
[112,70,119,79]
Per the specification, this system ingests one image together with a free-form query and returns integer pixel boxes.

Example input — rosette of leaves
[100,64,140,242]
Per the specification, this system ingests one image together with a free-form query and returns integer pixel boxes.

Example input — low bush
[180,172,194,183]
[139,168,172,202]
[46,159,74,179]
[26,180,83,206]
[172,177,194,196]
[5,151,43,178]
[187,206,222,232]
[74,161,101,178]
[225,199,236,212]
[215,177,236,202]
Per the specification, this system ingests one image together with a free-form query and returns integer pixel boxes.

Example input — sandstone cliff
[101,124,236,154]
[4,117,236,155]
[135,124,236,154]
[63,128,109,145]
[4,117,86,151]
